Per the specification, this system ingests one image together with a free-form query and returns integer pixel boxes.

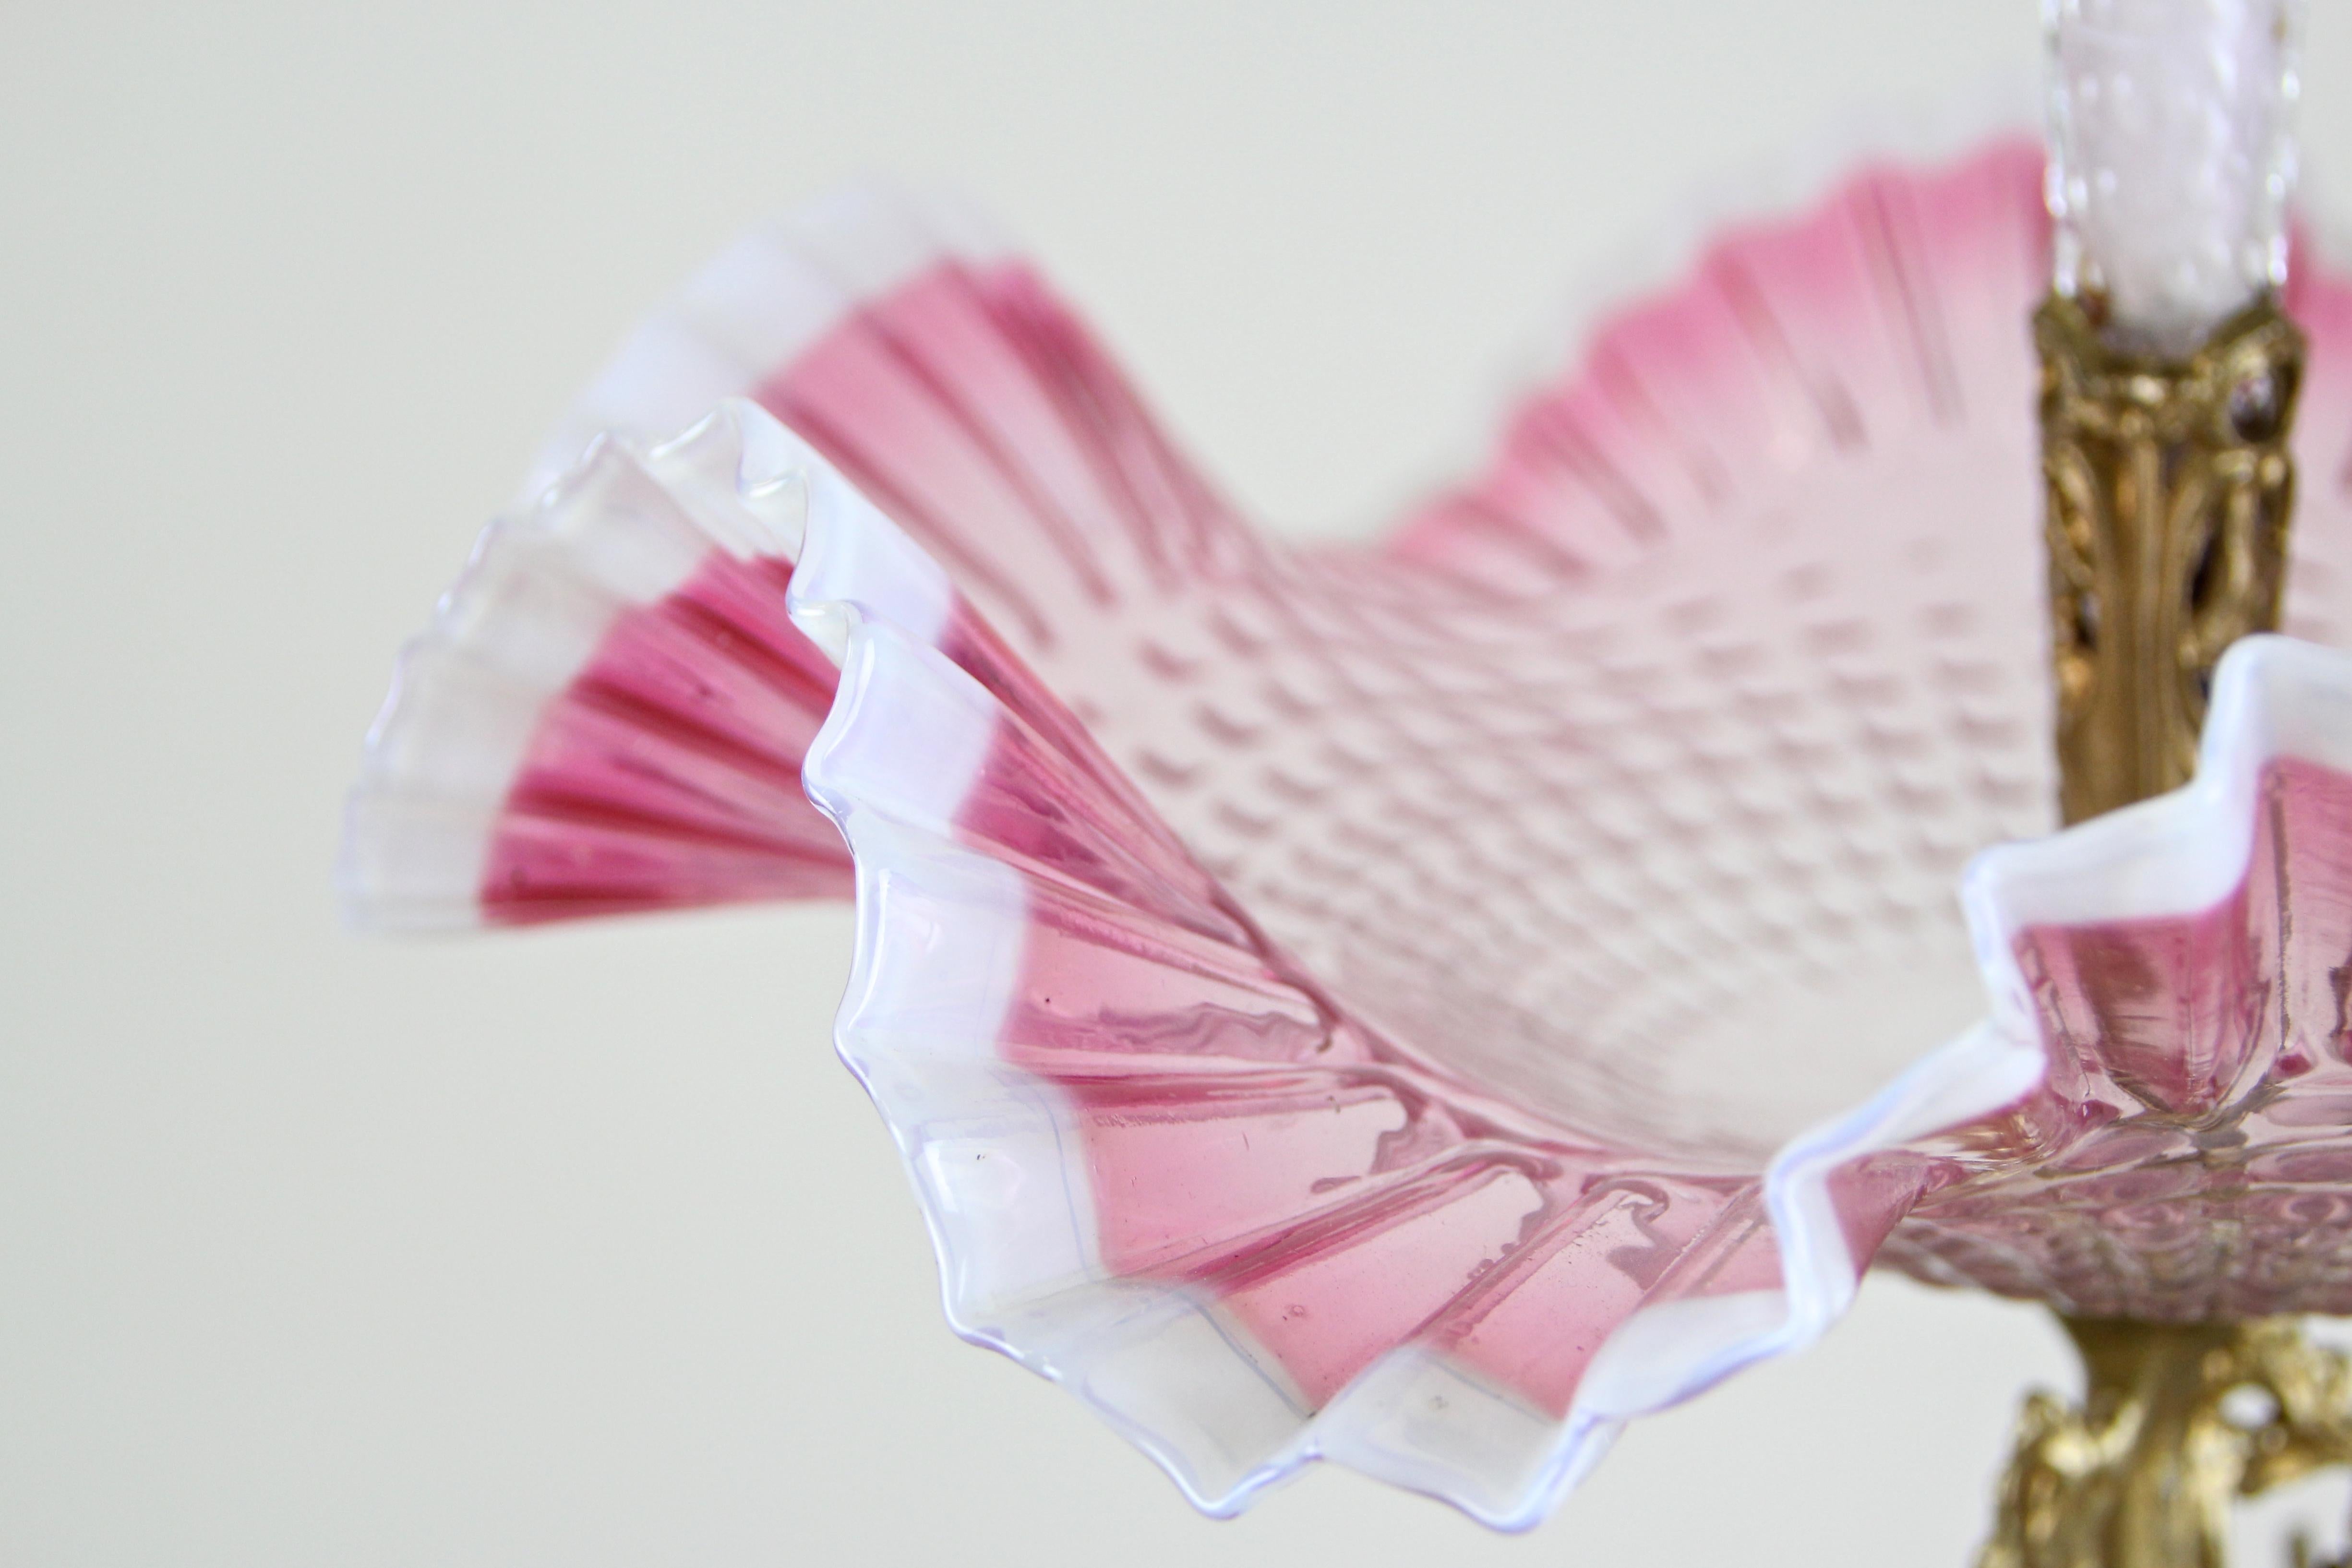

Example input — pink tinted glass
[344,136,2352,1526]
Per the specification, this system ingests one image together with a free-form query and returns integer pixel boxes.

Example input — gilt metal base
[1979,1318,2352,1568]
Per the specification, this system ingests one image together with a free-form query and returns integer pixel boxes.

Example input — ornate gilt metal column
[1978,3,2343,1561]
[1981,290,2334,1568]
[2039,293,2304,828]
[1984,6,2332,1557]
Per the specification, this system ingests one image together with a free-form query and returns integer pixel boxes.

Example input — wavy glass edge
[729,394,2034,1527]
[335,132,2352,1527]
[337,408,852,931]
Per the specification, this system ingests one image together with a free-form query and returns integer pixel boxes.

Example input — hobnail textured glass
[343,136,2352,1529]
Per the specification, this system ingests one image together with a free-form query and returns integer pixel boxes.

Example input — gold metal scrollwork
[1980,1319,2352,1568]
[1988,297,2324,1566]
[2039,293,2304,827]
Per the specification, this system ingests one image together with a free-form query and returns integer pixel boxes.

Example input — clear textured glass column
[2046,0,2304,355]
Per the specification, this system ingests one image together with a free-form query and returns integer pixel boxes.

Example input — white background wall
[7,4,2351,1564]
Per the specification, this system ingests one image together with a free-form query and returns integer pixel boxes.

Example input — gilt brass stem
[1980,295,2319,1565]
[2039,292,2304,826]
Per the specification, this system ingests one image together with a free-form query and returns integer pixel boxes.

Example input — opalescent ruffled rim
[735,392,2046,1527]
[377,388,2352,1528]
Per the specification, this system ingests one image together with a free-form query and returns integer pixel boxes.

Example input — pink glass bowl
[343,136,2352,1529]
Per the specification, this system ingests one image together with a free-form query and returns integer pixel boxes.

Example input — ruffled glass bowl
[343,136,2352,1530]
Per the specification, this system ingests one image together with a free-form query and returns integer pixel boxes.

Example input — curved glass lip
[338,132,2352,1530]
